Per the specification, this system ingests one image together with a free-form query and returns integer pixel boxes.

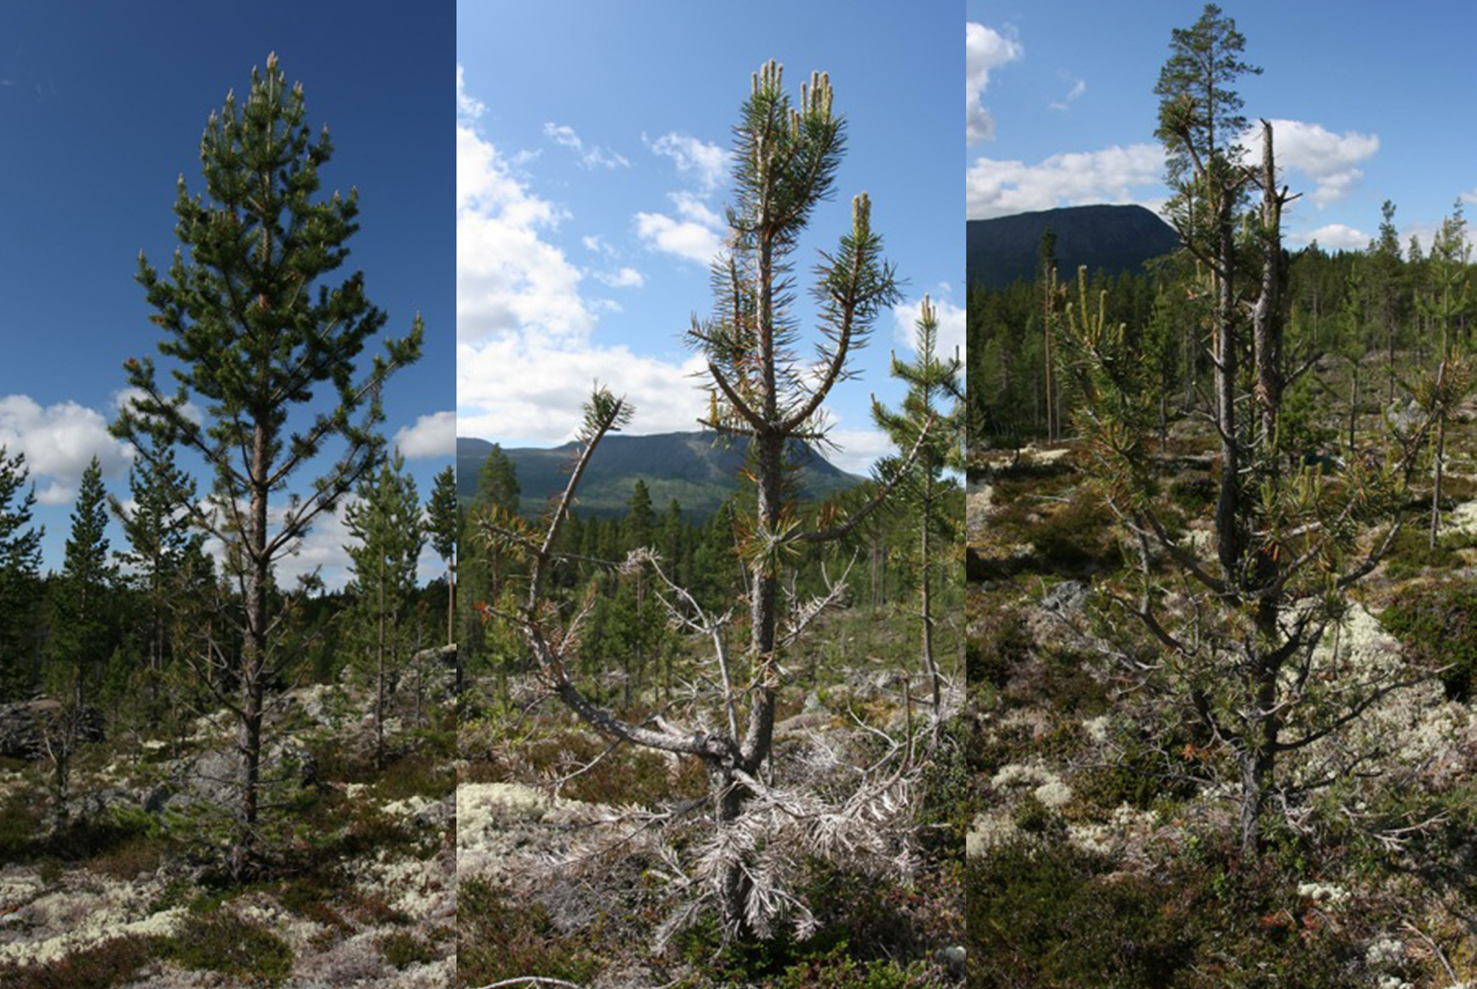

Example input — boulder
[0,699,104,760]
[149,739,317,814]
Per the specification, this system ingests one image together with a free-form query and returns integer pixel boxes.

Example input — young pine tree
[872,296,964,738]
[426,465,459,648]
[487,61,929,939]
[111,54,422,877]
[345,449,424,769]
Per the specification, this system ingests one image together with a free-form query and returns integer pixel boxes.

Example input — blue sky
[968,1,1477,252]
[456,1,959,474]
[0,1,453,587]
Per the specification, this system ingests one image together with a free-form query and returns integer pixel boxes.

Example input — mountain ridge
[967,204,1179,290]
[457,431,866,520]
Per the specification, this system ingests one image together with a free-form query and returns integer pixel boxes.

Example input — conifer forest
[2,2,1473,988]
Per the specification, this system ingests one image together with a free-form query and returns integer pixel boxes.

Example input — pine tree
[489,61,927,936]
[426,465,458,647]
[872,296,963,737]
[49,457,117,708]
[345,449,424,769]
[1420,203,1472,546]
[111,53,422,877]
[0,449,43,700]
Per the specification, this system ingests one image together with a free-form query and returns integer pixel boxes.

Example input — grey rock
[0,699,103,759]
[1040,580,1087,614]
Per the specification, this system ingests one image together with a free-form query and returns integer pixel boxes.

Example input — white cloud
[456,70,707,446]
[594,267,645,289]
[458,338,707,446]
[647,132,729,192]
[892,295,966,362]
[634,208,724,265]
[1049,78,1086,112]
[1460,186,1477,206]
[458,98,594,345]
[635,137,731,266]
[35,481,74,506]
[455,65,484,120]
[967,143,1165,220]
[826,429,894,475]
[0,395,134,502]
[1289,223,1369,252]
[392,411,455,460]
[966,22,1022,145]
[1245,120,1378,208]
[543,122,630,170]
[583,234,616,256]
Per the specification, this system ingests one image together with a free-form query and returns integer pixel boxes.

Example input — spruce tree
[111,53,422,876]
[111,432,200,719]
[50,457,117,707]
[0,449,43,700]
[426,465,458,647]
[872,296,963,737]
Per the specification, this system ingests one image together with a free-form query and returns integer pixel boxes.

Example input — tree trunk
[235,427,269,879]
[446,562,455,648]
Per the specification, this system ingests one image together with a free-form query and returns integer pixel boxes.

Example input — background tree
[1419,203,1471,546]
[111,432,200,723]
[112,53,422,877]
[426,464,458,648]
[0,449,43,700]
[48,457,117,708]
[872,296,963,737]
[345,448,424,769]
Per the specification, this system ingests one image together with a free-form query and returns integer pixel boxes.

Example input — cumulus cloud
[967,143,1165,219]
[634,206,724,265]
[1246,120,1378,208]
[456,68,708,446]
[635,139,729,266]
[966,22,1022,145]
[457,73,594,347]
[892,295,966,363]
[1460,186,1477,206]
[458,337,707,446]
[1288,223,1369,252]
[543,122,630,170]
[0,395,134,502]
[646,132,729,192]
[392,411,455,460]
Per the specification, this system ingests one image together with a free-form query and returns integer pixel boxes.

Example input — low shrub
[167,910,294,984]
[457,877,600,986]
[0,935,164,989]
